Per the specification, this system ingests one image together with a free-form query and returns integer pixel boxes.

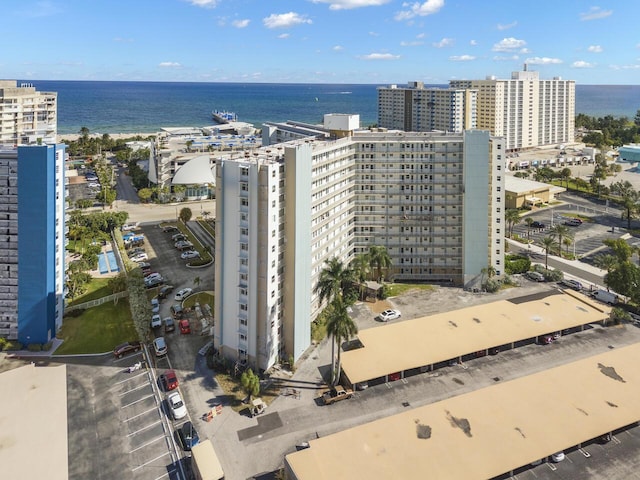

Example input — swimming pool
[107,251,119,272]
[98,253,108,274]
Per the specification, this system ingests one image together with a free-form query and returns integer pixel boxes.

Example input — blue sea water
[27,80,640,135]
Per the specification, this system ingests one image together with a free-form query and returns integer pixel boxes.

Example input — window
[240,243,248,251]
[241,198,249,207]
[240,182,248,191]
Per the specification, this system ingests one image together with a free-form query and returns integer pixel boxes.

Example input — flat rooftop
[341,290,609,385]
[286,342,640,480]
[0,363,68,480]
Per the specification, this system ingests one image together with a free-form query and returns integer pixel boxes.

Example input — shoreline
[57,132,156,143]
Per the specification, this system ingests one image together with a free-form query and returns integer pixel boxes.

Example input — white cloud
[278,33,290,39]
[310,0,392,10]
[469,39,477,46]
[400,40,424,46]
[394,0,445,21]
[587,45,603,53]
[359,52,401,60]
[492,37,526,52]
[369,31,380,36]
[497,21,517,31]
[450,55,475,61]
[433,38,454,48]
[185,0,218,8]
[263,12,312,29]
[493,55,519,61]
[333,45,344,51]
[232,19,250,28]
[159,62,182,68]
[610,63,640,70]
[579,6,613,21]
[571,60,595,68]
[525,56,563,65]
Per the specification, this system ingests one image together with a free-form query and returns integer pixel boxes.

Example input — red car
[159,369,179,391]
[179,319,191,334]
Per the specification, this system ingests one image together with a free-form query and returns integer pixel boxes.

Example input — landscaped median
[159,221,213,267]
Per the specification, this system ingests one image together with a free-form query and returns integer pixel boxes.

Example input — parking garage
[340,289,610,389]
[285,342,640,480]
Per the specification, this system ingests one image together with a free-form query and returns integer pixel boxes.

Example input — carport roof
[286,342,640,480]
[341,290,609,385]
[0,363,68,480]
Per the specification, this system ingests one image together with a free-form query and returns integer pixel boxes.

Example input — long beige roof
[286,342,640,480]
[342,291,609,385]
[0,363,68,480]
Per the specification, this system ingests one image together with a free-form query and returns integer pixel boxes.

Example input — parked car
[175,288,193,301]
[127,247,146,258]
[87,182,101,188]
[159,369,179,392]
[158,285,175,300]
[526,271,545,282]
[153,337,168,357]
[172,233,187,242]
[113,341,141,358]
[530,221,545,229]
[179,319,191,334]
[171,304,184,318]
[145,272,162,282]
[321,385,354,405]
[151,314,162,328]
[176,242,194,251]
[181,250,200,259]
[151,298,160,313]
[162,225,179,233]
[136,262,151,270]
[551,451,565,462]
[538,334,554,345]
[563,218,582,226]
[177,421,200,450]
[145,277,164,288]
[167,391,187,420]
[560,279,583,291]
[121,223,139,231]
[164,317,176,333]
[378,309,401,322]
[131,252,149,262]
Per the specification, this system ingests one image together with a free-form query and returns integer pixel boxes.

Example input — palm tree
[325,296,358,385]
[368,245,392,282]
[559,167,572,189]
[505,209,521,238]
[610,180,639,230]
[350,253,371,300]
[562,236,574,256]
[594,253,618,273]
[314,257,354,306]
[551,224,569,257]
[541,236,556,269]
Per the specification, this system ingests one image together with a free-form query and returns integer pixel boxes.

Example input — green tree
[368,245,392,282]
[505,209,521,238]
[559,167,572,189]
[603,238,633,263]
[179,207,192,223]
[314,257,354,306]
[635,109,640,127]
[138,188,153,203]
[541,236,556,270]
[562,236,574,256]
[325,296,358,385]
[350,253,371,300]
[550,224,569,257]
[240,368,260,400]
[610,180,639,230]
[594,253,618,274]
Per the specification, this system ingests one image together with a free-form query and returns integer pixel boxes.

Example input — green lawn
[55,299,137,355]
[184,291,214,311]
[67,277,111,306]
[387,283,435,297]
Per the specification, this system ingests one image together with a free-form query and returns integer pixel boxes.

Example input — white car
[378,309,401,322]
[87,182,101,188]
[151,314,162,328]
[181,250,200,259]
[122,223,138,231]
[174,288,193,301]
[167,392,187,420]
[130,252,148,262]
[151,298,160,314]
[551,451,565,462]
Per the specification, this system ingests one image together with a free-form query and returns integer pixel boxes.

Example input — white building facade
[449,68,575,151]
[214,124,503,372]
[0,81,57,146]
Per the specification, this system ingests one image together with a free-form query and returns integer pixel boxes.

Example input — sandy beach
[57,132,156,143]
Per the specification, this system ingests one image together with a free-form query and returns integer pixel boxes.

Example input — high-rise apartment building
[0,81,57,146]
[377,82,477,133]
[449,68,575,151]
[214,118,503,372]
[0,144,67,344]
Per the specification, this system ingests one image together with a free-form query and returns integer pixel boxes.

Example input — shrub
[3,340,23,351]
[27,343,43,352]
[43,341,54,351]
[64,308,86,318]
[505,255,531,275]
[379,284,391,299]
[532,265,564,282]
[483,278,501,293]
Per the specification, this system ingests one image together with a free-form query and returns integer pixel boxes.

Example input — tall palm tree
[541,236,556,269]
[562,236,574,256]
[551,224,569,257]
[368,245,392,282]
[594,253,618,274]
[314,257,354,306]
[505,209,521,238]
[325,296,358,385]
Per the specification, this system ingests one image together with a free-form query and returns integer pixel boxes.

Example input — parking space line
[127,419,162,437]
[152,471,173,480]
[113,371,148,386]
[113,353,143,364]
[122,393,156,409]
[123,406,158,422]
[130,435,166,453]
[119,382,152,396]
[131,451,171,472]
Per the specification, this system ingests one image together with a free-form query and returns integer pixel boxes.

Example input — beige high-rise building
[0,81,57,146]
[377,82,477,133]
[449,68,575,151]
[214,115,504,372]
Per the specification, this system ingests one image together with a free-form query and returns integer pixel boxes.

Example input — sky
[2,0,639,85]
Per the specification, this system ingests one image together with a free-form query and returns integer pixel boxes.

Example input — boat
[212,110,237,124]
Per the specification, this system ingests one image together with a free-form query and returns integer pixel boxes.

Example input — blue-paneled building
[0,144,66,345]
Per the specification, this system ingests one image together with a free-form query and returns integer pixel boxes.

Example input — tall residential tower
[0,81,57,146]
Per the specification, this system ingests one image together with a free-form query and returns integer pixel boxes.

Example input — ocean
[27,80,640,135]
